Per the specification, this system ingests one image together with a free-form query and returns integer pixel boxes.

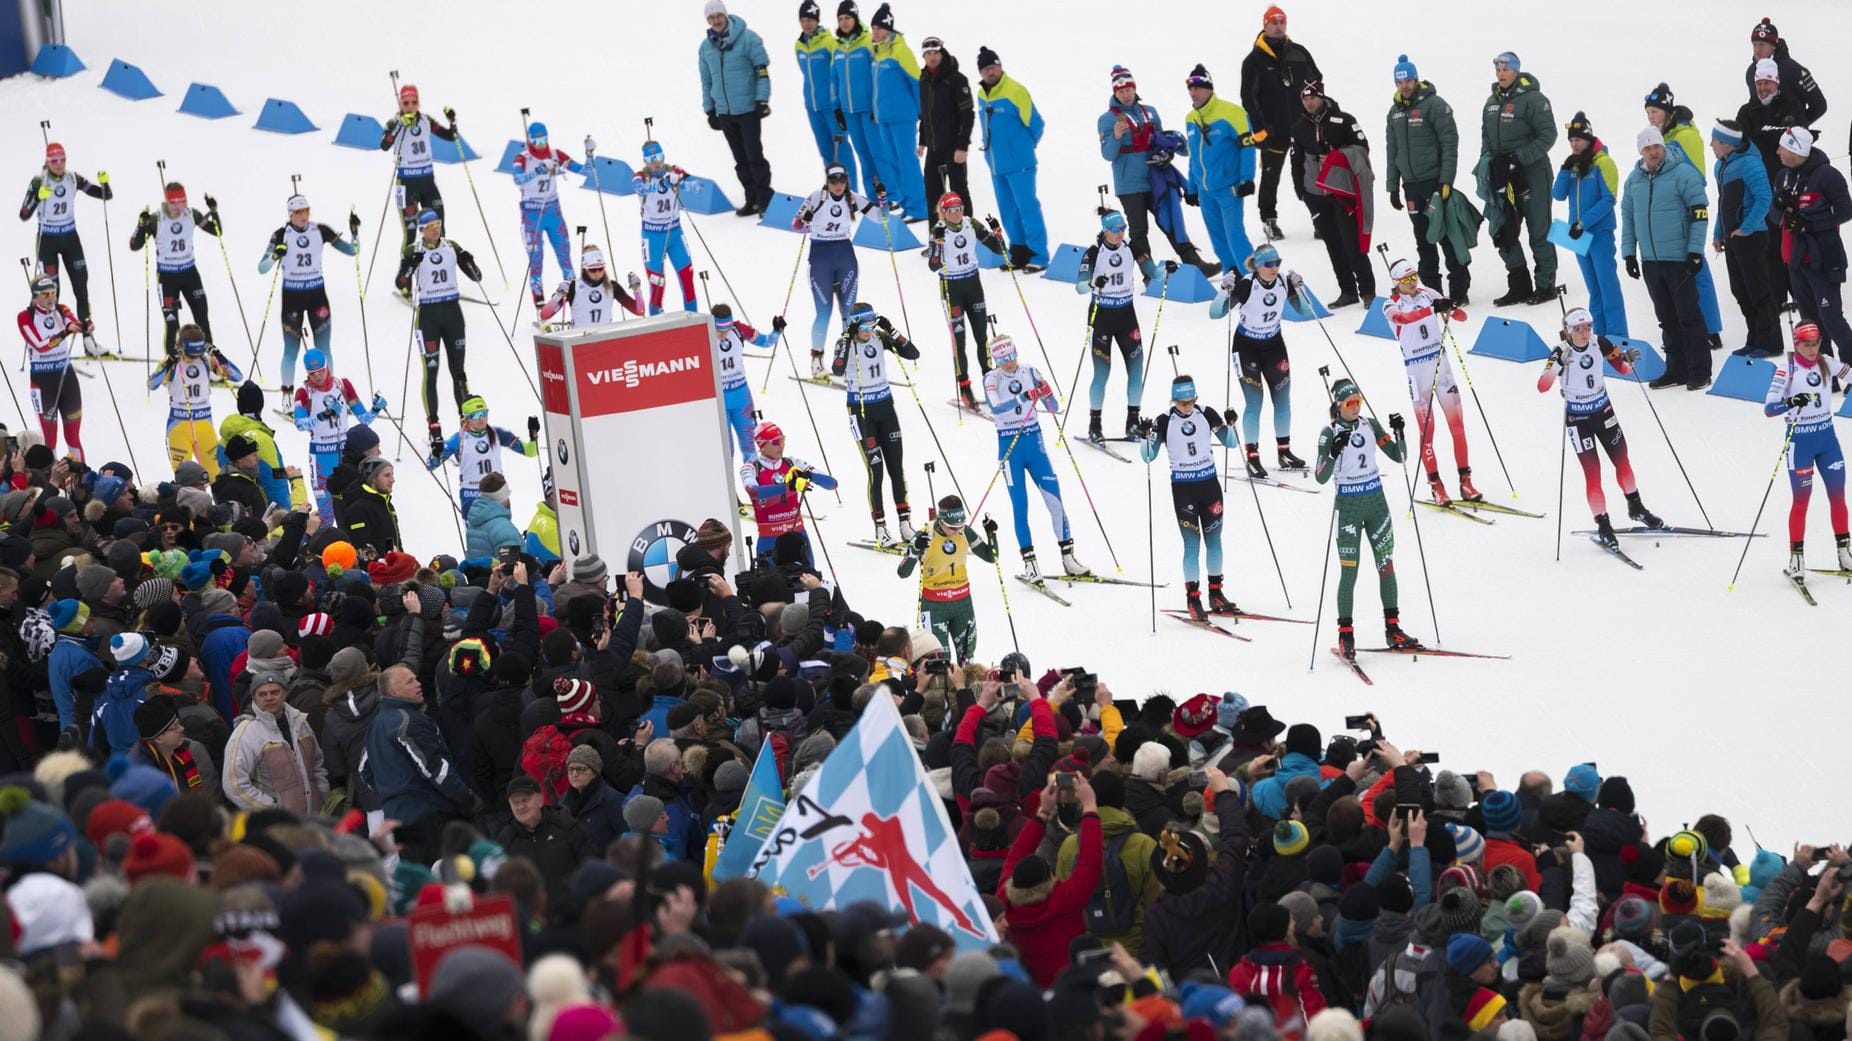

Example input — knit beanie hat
[1701,873,1742,916]
[1481,789,1521,834]
[1447,824,1485,865]
[1279,891,1320,939]
[1273,820,1310,856]
[1338,883,1380,923]
[1660,879,1699,916]
[1545,926,1596,986]
[1446,933,1493,975]
[1597,777,1636,814]
[1378,874,1415,914]
[124,831,195,884]
[0,787,76,867]
[1563,764,1600,802]
[1392,54,1418,84]
[1612,895,1656,942]
[1464,989,1508,1032]
[1505,890,1543,935]
[1434,770,1471,810]
[623,795,665,834]
[1248,901,1292,944]
[1010,854,1050,890]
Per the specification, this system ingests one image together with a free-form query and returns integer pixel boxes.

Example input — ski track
[11,0,1849,848]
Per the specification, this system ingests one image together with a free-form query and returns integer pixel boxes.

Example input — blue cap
[1494,51,1520,71]
[1564,763,1600,802]
[1248,243,1281,269]
[304,348,329,372]
[642,140,664,162]
[416,209,441,228]
[1170,376,1197,400]
[1393,54,1418,83]
[848,301,877,329]
[527,121,548,143]
[1100,210,1127,233]
[180,329,207,355]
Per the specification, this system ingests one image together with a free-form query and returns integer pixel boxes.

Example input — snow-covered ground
[9,0,1850,847]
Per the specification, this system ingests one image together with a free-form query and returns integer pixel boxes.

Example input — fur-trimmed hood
[1780,979,1851,1027]
[1517,982,1598,1041]
[1004,876,1055,907]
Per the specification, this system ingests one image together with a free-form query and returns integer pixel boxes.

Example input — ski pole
[1554,402,1567,563]
[872,186,915,348]
[1307,495,1338,671]
[141,233,151,393]
[1727,413,1796,591]
[0,270,31,424]
[1231,409,1293,608]
[1625,345,1713,529]
[698,270,713,312]
[1145,455,1155,632]
[760,235,807,394]
[381,413,467,545]
[984,510,1021,653]
[935,254,962,425]
[1392,408,1440,644]
[1222,308,1235,481]
[397,297,421,442]
[95,185,144,475]
[477,293,543,405]
[585,137,618,302]
[364,72,408,295]
[1301,288,1384,422]
[351,206,378,399]
[885,327,971,510]
[203,193,259,378]
[1056,299,1098,441]
[251,261,282,375]
[803,495,839,586]
[969,425,1027,519]
[1139,264,1175,384]
[451,127,510,289]
[770,310,844,505]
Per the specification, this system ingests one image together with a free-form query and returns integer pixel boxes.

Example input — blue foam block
[1605,338,1665,383]
[1839,392,1852,418]
[579,156,633,193]
[854,212,922,251]
[494,140,525,174]
[431,135,480,164]
[759,192,806,231]
[333,113,385,150]
[1143,264,1216,303]
[1354,295,1393,340]
[31,44,84,78]
[1042,244,1087,284]
[1283,290,1332,322]
[978,242,1008,270]
[1707,355,1777,403]
[99,58,160,100]
[178,83,239,119]
[254,98,317,134]
[1470,316,1552,362]
[678,177,735,215]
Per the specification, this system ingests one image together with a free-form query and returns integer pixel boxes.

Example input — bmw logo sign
[589,289,603,304]
[1579,354,1594,369]
[568,529,581,556]
[628,519,700,593]
[1350,431,1367,448]
[474,438,490,455]
[296,235,309,248]
[1180,420,1197,437]
[556,438,569,464]
[1807,371,1821,387]
[1008,380,1023,395]
[1264,292,1277,306]
[940,538,956,554]
[862,343,877,358]
[1108,253,1122,267]
[954,234,967,248]
[170,221,183,234]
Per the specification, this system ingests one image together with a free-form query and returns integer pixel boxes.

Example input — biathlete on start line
[18,141,109,353]
[538,246,644,330]
[712,303,780,463]
[148,324,243,477]
[294,349,387,525]
[898,494,1000,663]
[128,181,222,358]
[1210,243,1308,479]
[16,274,86,459]
[631,140,698,315]
[1139,374,1241,621]
[257,195,359,411]
[740,421,838,567]
[1314,377,1424,658]
[393,210,483,450]
[510,121,583,306]
[982,333,1089,581]
[796,163,884,376]
[926,192,1006,410]
[1536,306,1663,549]
[377,83,458,258]
[1381,257,1479,506]
[831,301,921,543]
[1763,322,1852,582]
[427,395,537,517]
[1077,209,1169,443]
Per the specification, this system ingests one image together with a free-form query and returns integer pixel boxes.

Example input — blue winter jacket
[698,14,771,118]
[870,34,920,126]
[1249,750,1326,820]
[1714,144,1771,243]
[1551,146,1619,235]
[979,75,1044,176]
[795,27,836,114]
[832,28,874,114]
[361,694,476,825]
[48,635,101,730]
[625,776,700,861]
[196,613,251,723]
[1098,96,1172,195]
[1185,95,1257,194]
[465,498,522,563]
[93,668,155,755]
[1621,148,1709,263]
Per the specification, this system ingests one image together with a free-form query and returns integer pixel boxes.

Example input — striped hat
[554,677,597,715]
[298,612,334,639]
[1464,988,1507,1031]
[1272,819,1310,856]
[1446,823,1485,865]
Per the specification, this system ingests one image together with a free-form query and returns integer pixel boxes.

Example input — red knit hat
[1660,878,1700,916]
[554,677,597,715]
[124,831,195,884]
[1172,694,1216,739]
[85,799,153,847]
[368,550,418,585]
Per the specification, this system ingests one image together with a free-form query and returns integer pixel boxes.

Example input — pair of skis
[1161,605,1311,642]
[1329,644,1513,685]
[1789,567,1852,606]
[1416,498,1548,525]
[1572,525,1764,571]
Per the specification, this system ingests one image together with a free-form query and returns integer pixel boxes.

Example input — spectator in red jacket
[998,771,1102,986]
[1229,900,1328,1032]
[1479,788,1543,892]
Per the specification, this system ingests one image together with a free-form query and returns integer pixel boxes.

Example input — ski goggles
[463,409,490,421]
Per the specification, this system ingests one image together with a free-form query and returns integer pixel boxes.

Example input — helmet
[937,192,965,212]
[753,420,784,445]
[461,395,489,416]
[303,348,329,373]
[642,141,664,163]
[527,121,548,146]
[1563,307,1594,329]
[416,209,441,228]
[988,334,1018,364]
[180,329,208,356]
[848,301,877,330]
[1100,210,1127,234]
[1389,258,1418,283]
[286,194,309,214]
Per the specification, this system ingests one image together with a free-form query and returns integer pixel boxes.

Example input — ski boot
[1059,539,1090,577]
[83,331,103,357]
[1184,581,1209,622]
[1244,444,1268,479]
[1123,405,1142,441]
[1207,575,1237,615]
[1087,409,1106,445]
[1384,613,1425,651]
[1336,617,1356,660]
[872,519,895,547]
[810,350,827,379]
[897,512,918,542]
[1427,472,1452,507]
[1457,467,1484,503]
[280,385,296,416]
[1276,438,1307,472]
[1261,217,1285,241]
[1593,513,1620,550]
[1328,290,1361,309]
[1625,491,1664,530]
[1492,269,1533,308]
[1837,534,1852,572]
[1021,551,1043,583]
[957,378,981,412]
[1784,544,1807,583]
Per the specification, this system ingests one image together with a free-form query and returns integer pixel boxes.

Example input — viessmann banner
[534,313,744,590]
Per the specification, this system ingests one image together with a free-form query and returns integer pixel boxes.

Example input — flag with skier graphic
[749,695,998,950]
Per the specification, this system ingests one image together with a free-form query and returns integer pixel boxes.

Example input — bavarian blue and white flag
[711,739,785,880]
[749,695,998,949]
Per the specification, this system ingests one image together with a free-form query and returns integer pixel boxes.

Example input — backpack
[1377,948,1450,1031]
[1084,832,1139,935]
[520,725,573,804]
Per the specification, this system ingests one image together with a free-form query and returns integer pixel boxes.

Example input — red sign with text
[407,892,524,998]
[573,324,715,417]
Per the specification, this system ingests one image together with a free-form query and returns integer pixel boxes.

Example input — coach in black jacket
[917,37,975,218]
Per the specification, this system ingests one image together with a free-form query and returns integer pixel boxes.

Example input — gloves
[557,279,573,297]
[1219,270,1240,292]
[272,241,289,259]
[772,315,788,332]
[1237,181,1256,198]
[1287,270,1306,290]
[1439,184,1451,200]
[834,109,847,131]
[982,516,999,541]
[1388,413,1405,435]
[348,213,362,236]
[443,106,456,123]
[1163,260,1179,274]
[36,184,49,201]
[526,416,540,441]
[137,209,156,232]
[1025,381,1053,401]
[295,416,313,432]
[1568,220,1584,239]
[1686,252,1703,273]
[430,430,446,459]
[757,101,771,118]
[1620,347,1642,365]
[874,315,894,334]
[1786,393,1812,409]
[1222,407,1239,426]
[791,215,809,232]
[399,112,417,127]
[986,215,1002,234]
[96,171,109,184]
[706,112,721,131]
[1183,191,1199,207]
[1388,187,1403,211]
[1624,255,1641,280]
[204,193,218,211]
[627,272,642,292]
[1136,417,1155,438]
[1449,307,1468,322]
[583,135,597,157]
[1093,275,1109,289]
[873,179,888,202]
[911,528,931,554]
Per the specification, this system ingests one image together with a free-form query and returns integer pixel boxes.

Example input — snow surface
[9,0,1851,848]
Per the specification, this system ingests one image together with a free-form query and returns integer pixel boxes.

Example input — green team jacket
[1479,72,1556,168]
[1384,81,1459,194]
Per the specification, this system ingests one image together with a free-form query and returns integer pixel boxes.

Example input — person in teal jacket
[1621,128,1711,389]
[867,5,927,220]
[1183,64,1258,276]
[1099,65,1211,274]
[698,4,773,216]
[1710,121,1778,356]
[976,46,1049,270]
[831,3,880,200]
[795,2,847,187]
[1552,113,1627,338]
[464,476,523,564]
[1644,84,1724,346]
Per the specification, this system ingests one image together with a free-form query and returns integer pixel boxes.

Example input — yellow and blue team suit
[870,29,928,218]
[1552,127,1628,337]
[796,22,848,185]
[831,17,880,196]
[148,332,242,477]
[978,64,1049,268]
[1185,86,1258,274]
